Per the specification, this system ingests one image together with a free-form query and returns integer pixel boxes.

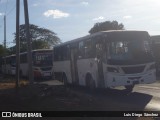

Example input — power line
[0,0,16,17]
[0,0,3,14]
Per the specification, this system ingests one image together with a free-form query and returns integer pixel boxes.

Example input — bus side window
[61,46,65,60]
[66,45,70,60]
[2,59,4,64]
[54,47,61,61]
[62,45,70,60]
[54,47,58,61]
[6,58,9,64]
[20,54,27,63]
[59,48,62,61]
[64,45,70,60]
[95,37,104,59]
[20,54,24,63]
[54,47,63,61]
[78,41,84,59]
[84,39,93,58]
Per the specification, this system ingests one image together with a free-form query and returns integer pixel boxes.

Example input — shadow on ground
[0,75,159,119]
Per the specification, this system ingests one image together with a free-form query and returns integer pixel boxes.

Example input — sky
[0,0,160,48]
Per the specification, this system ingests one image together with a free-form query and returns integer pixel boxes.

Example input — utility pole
[24,0,33,84]
[3,15,6,75]
[16,0,20,88]
[4,15,6,48]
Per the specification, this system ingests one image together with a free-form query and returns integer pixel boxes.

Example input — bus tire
[125,85,134,92]
[86,74,95,91]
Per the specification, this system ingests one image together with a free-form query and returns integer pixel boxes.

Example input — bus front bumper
[105,70,156,88]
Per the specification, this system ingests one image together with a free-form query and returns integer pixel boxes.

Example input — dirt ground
[0,76,159,120]
[0,79,95,111]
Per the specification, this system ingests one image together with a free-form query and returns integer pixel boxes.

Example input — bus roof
[54,30,148,48]
[2,49,52,58]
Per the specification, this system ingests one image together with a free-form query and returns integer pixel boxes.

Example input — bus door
[95,37,105,88]
[70,47,79,85]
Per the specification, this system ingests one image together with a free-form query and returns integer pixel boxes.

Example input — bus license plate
[133,81,139,85]
[44,72,51,76]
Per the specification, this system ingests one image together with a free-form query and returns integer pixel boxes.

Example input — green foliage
[0,45,5,57]
[89,20,125,34]
[13,24,61,53]
[0,45,9,57]
[8,46,16,55]
[32,40,49,49]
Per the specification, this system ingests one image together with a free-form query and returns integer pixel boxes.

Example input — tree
[0,45,9,57]
[13,24,61,52]
[0,45,5,57]
[89,20,125,34]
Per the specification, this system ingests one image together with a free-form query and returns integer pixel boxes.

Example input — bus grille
[41,67,52,71]
[121,65,145,74]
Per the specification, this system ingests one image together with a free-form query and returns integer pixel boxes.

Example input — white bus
[2,55,16,76]
[2,49,53,80]
[53,30,156,91]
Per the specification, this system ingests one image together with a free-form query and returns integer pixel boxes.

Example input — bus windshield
[34,53,52,66]
[107,32,154,65]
